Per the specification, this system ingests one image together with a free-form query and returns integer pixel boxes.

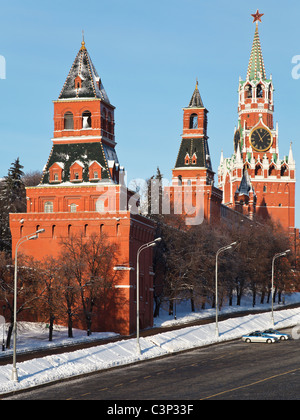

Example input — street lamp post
[11,228,45,382]
[2,305,6,352]
[215,242,237,339]
[136,237,161,355]
[271,249,290,327]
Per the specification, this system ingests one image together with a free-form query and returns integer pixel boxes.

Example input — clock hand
[260,131,269,141]
[256,132,263,142]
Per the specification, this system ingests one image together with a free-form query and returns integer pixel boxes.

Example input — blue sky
[0,0,299,226]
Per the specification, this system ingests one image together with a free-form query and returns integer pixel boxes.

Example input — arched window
[82,110,92,128]
[108,112,112,133]
[257,84,263,98]
[75,75,82,89]
[101,109,107,131]
[269,164,276,176]
[281,165,288,177]
[245,84,252,99]
[70,203,77,213]
[178,175,182,186]
[189,113,198,129]
[44,202,53,213]
[255,164,262,176]
[52,225,56,239]
[64,112,74,130]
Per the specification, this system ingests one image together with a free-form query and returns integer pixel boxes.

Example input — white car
[242,332,278,344]
[262,329,291,341]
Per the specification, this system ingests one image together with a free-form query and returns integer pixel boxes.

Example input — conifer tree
[0,158,26,253]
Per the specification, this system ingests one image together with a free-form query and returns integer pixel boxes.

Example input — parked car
[242,332,278,344]
[262,329,291,341]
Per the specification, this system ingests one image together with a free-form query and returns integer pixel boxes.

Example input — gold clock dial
[250,127,273,152]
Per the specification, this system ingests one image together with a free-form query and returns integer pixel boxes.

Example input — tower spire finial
[251,9,264,23]
[247,13,266,81]
[81,30,86,50]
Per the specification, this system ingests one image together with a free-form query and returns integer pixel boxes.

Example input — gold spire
[80,30,86,50]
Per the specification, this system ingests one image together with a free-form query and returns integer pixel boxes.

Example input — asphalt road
[3,327,300,401]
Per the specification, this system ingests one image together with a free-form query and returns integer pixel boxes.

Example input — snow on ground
[0,293,300,396]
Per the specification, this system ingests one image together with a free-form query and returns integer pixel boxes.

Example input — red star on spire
[251,9,264,23]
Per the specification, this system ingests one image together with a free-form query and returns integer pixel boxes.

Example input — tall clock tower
[218,11,296,231]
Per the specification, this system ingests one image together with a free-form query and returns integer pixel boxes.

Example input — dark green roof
[41,142,118,184]
[236,169,255,197]
[187,82,204,108]
[174,137,212,170]
[58,44,110,102]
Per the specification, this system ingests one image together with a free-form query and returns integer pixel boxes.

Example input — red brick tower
[167,82,222,225]
[218,11,296,231]
[9,39,155,335]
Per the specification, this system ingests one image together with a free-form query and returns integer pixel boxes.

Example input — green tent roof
[247,23,266,81]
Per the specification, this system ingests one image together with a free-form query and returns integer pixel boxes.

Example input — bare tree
[0,252,44,348]
[59,232,122,336]
[22,171,43,187]
[34,257,65,341]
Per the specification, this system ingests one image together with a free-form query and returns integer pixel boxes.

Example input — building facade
[9,39,155,336]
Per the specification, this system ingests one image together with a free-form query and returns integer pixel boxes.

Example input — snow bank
[0,306,300,396]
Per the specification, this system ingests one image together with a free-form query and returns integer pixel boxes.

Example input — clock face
[250,127,273,152]
[234,130,241,152]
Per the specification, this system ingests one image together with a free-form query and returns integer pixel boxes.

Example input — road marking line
[210,355,227,361]
[200,367,300,400]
